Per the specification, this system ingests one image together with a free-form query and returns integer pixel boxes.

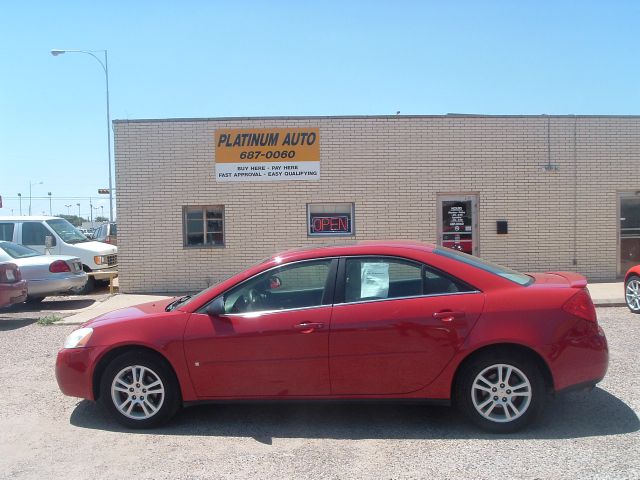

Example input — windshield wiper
[165,295,192,312]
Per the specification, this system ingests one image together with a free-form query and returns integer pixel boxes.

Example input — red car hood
[83,297,178,327]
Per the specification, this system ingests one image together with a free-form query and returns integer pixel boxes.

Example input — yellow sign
[215,128,319,163]
[215,128,320,181]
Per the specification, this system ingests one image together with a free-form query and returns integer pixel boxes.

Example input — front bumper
[27,273,88,296]
[56,346,106,400]
[90,268,118,281]
[0,280,28,308]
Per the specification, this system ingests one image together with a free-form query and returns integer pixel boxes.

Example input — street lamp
[17,193,22,215]
[100,205,104,218]
[76,203,81,219]
[29,181,43,216]
[51,48,113,222]
[48,192,52,215]
[65,204,72,215]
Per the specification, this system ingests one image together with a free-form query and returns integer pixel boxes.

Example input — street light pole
[29,181,43,216]
[77,203,81,220]
[17,193,22,215]
[48,192,52,215]
[51,49,114,222]
[65,204,72,215]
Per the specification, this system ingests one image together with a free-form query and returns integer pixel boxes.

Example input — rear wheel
[99,351,180,428]
[77,274,95,294]
[625,275,640,314]
[455,352,546,433]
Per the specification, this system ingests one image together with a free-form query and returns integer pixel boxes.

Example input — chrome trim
[333,290,482,307]
[220,303,333,318]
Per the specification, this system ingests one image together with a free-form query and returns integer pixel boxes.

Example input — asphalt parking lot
[0,307,638,480]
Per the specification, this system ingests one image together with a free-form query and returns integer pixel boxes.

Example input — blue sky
[1,1,638,220]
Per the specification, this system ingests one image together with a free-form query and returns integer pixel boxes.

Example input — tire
[625,275,640,314]
[26,296,45,304]
[77,275,95,295]
[455,352,546,433]
[99,351,181,428]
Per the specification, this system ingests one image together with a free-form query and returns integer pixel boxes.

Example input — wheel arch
[92,344,182,402]
[450,343,554,401]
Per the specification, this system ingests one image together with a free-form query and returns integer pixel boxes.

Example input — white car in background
[0,241,87,303]
[0,216,116,293]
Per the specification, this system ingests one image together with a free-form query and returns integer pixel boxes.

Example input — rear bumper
[56,346,105,400]
[27,273,88,296]
[0,280,28,308]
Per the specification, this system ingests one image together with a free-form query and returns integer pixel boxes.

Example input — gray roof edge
[112,113,640,124]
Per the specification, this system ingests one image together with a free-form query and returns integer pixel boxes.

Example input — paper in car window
[361,262,389,299]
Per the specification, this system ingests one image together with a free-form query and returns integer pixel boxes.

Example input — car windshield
[0,241,40,259]
[46,219,88,244]
[434,247,533,286]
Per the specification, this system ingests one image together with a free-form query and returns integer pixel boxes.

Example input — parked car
[56,241,608,432]
[0,216,117,293]
[93,222,117,245]
[0,241,87,303]
[624,265,640,313]
[0,262,28,308]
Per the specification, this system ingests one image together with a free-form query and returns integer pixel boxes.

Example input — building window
[307,203,354,236]
[183,206,224,247]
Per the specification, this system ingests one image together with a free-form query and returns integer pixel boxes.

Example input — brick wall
[114,115,640,293]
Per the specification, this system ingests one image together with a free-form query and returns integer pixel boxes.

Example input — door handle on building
[293,322,324,333]
[433,311,466,322]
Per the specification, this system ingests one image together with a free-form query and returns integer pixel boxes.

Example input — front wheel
[455,353,546,433]
[625,275,640,314]
[99,351,180,428]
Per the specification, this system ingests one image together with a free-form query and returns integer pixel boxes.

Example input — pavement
[587,282,626,306]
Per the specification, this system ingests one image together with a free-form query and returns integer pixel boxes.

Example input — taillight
[49,260,71,273]
[562,288,597,323]
[0,263,20,283]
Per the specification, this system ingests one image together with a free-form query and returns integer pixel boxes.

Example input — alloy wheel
[111,365,165,420]
[626,278,640,311]
[471,363,532,423]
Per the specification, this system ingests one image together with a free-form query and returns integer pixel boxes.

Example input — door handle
[433,311,466,322]
[293,322,324,333]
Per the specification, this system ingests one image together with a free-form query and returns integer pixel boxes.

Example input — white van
[0,216,117,292]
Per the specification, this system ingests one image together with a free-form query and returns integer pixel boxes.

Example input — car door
[329,256,485,395]
[183,258,337,398]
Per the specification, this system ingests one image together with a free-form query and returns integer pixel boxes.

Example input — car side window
[22,222,51,245]
[223,259,333,314]
[0,223,14,241]
[344,257,472,303]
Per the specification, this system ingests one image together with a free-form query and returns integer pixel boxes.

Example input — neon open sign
[310,214,351,234]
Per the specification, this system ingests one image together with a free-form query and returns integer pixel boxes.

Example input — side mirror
[45,235,56,248]
[205,296,226,317]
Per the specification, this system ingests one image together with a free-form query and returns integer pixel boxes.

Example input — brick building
[113,115,640,294]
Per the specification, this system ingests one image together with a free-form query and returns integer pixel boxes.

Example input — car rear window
[0,241,40,259]
[434,247,533,286]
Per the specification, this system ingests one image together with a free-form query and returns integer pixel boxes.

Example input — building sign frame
[215,128,320,182]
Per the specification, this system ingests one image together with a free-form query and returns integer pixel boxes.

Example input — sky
[1,1,638,220]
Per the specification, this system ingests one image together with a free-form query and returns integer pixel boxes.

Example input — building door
[620,192,640,276]
[437,194,479,256]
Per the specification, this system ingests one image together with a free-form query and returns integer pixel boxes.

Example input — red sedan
[56,241,608,432]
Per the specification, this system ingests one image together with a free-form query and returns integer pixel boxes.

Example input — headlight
[94,255,105,265]
[63,327,94,349]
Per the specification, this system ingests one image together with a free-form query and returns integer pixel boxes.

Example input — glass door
[437,194,479,256]
[620,192,640,275]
